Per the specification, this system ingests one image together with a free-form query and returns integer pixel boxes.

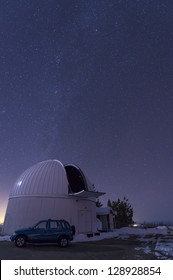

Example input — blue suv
[10,219,74,248]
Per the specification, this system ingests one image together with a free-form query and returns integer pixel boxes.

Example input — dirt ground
[0,235,159,260]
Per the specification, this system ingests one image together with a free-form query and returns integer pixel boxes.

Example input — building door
[78,210,92,233]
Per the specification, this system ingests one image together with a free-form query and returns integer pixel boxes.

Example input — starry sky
[0,0,173,224]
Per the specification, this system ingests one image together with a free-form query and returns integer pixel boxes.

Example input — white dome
[10,160,69,198]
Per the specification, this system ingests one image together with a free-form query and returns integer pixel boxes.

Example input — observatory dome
[10,160,69,198]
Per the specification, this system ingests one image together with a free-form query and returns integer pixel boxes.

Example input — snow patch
[135,246,151,254]
[155,238,173,259]
[72,231,119,243]
[0,236,10,241]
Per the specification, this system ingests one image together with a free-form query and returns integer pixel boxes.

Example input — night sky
[1,0,173,224]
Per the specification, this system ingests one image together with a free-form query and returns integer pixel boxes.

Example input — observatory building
[3,160,104,235]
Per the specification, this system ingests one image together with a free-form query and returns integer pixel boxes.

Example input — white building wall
[3,196,97,235]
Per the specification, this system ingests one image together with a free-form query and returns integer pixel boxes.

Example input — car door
[30,221,48,242]
[46,220,63,242]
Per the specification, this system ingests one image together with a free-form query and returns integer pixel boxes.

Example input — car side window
[57,221,62,230]
[35,221,47,230]
[50,221,62,230]
[50,221,57,229]
[61,221,70,229]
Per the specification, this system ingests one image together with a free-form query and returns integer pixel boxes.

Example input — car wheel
[58,236,69,248]
[15,235,26,248]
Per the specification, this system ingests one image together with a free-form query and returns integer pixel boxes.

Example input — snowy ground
[72,226,168,242]
[1,226,173,259]
[69,226,173,259]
